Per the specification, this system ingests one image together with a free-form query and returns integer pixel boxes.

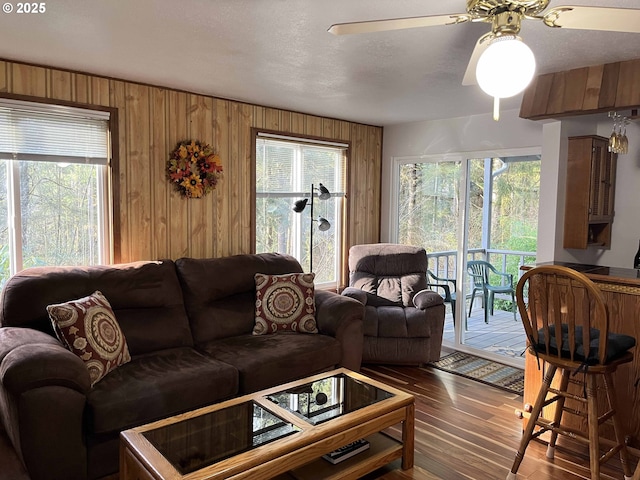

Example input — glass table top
[142,401,299,475]
[265,373,394,425]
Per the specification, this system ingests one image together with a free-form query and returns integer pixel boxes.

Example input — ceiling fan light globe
[476,36,536,99]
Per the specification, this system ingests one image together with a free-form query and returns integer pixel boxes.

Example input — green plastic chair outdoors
[427,270,460,328]
[466,260,516,324]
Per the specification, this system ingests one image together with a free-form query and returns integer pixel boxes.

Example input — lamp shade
[293,198,309,213]
[317,217,331,231]
[476,35,536,99]
[318,183,331,200]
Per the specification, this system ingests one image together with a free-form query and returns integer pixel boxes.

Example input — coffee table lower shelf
[285,432,402,480]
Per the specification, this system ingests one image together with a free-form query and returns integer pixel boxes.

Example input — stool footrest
[535,419,590,445]
[548,387,587,403]
[562,406,587,418]
[600,444,624,465]
[598,408,615,425]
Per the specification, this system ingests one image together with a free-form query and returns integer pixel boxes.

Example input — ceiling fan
[328,0,640,119]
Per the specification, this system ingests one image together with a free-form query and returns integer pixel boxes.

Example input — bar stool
[506,265,636,480]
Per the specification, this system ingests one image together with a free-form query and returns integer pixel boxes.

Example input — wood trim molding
[595,282,640,296]
[520,58,640,120]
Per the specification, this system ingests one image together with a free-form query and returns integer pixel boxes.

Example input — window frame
[251,128,350,289]
[0,93,119,276]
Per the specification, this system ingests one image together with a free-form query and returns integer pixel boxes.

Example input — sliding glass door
[392,149,540,367]
[394,155,465,347]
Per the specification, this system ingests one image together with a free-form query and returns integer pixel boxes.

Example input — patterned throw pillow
[253,273,318,335]
[47,291,131,386]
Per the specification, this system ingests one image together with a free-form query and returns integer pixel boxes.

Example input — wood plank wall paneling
[0,59,382,263]
[520,58,640,120]
[150,87,168,260]
[165,90,188,259]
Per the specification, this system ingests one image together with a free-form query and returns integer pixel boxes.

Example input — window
[0,98,111,289]
[255,132,347,286]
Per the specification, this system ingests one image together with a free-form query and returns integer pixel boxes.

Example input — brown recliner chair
[342,243,445,365]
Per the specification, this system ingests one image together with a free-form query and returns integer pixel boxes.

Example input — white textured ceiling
[1,0,640,126]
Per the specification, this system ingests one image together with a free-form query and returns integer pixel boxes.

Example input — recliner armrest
[413,290,445,310]
[341,287,368,305]
[342,288,404,307]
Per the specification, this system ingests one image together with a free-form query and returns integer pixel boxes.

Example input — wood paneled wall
[0,60,382,263]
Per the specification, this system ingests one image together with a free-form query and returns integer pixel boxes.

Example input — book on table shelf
[322,438,370,464]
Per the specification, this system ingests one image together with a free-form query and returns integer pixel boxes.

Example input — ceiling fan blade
[328,13,471,35]
[462,33,494,86]
[543,6,640,33]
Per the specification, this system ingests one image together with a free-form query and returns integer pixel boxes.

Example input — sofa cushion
[175,253,303,343]
[0,260,194,355]
[534,325,636,364]
[199,333,341,393]
[47,291,131,386]
[86,347,238,434]
[253,273,317,335]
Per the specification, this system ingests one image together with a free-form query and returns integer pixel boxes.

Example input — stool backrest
[516,265,609,366]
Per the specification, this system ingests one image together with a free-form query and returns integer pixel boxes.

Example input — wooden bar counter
[522,262,640,447]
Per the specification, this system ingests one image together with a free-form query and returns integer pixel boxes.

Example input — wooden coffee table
[120,368,414,480]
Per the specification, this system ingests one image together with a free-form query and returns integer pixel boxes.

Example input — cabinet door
[563,137,593,249]
[588,137,616,221]
[563,135,616,249]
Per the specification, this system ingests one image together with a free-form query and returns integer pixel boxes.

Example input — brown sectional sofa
[0,253,364,480]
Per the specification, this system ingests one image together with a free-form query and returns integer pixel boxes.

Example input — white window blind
[255,135,347,198]
[0,98,110,164]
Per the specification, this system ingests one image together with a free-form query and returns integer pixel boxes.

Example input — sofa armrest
[341,287,367,305]
[0,328,90,395]
[0,327,90,480]
[412,290,445,310]
[315,290,364,371]
[2,344,91,394]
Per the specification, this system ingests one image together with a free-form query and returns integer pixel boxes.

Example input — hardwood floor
[362,364,637,480]
[1,363,637,480]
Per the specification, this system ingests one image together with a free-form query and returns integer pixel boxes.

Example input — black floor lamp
[293,183,331,272]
